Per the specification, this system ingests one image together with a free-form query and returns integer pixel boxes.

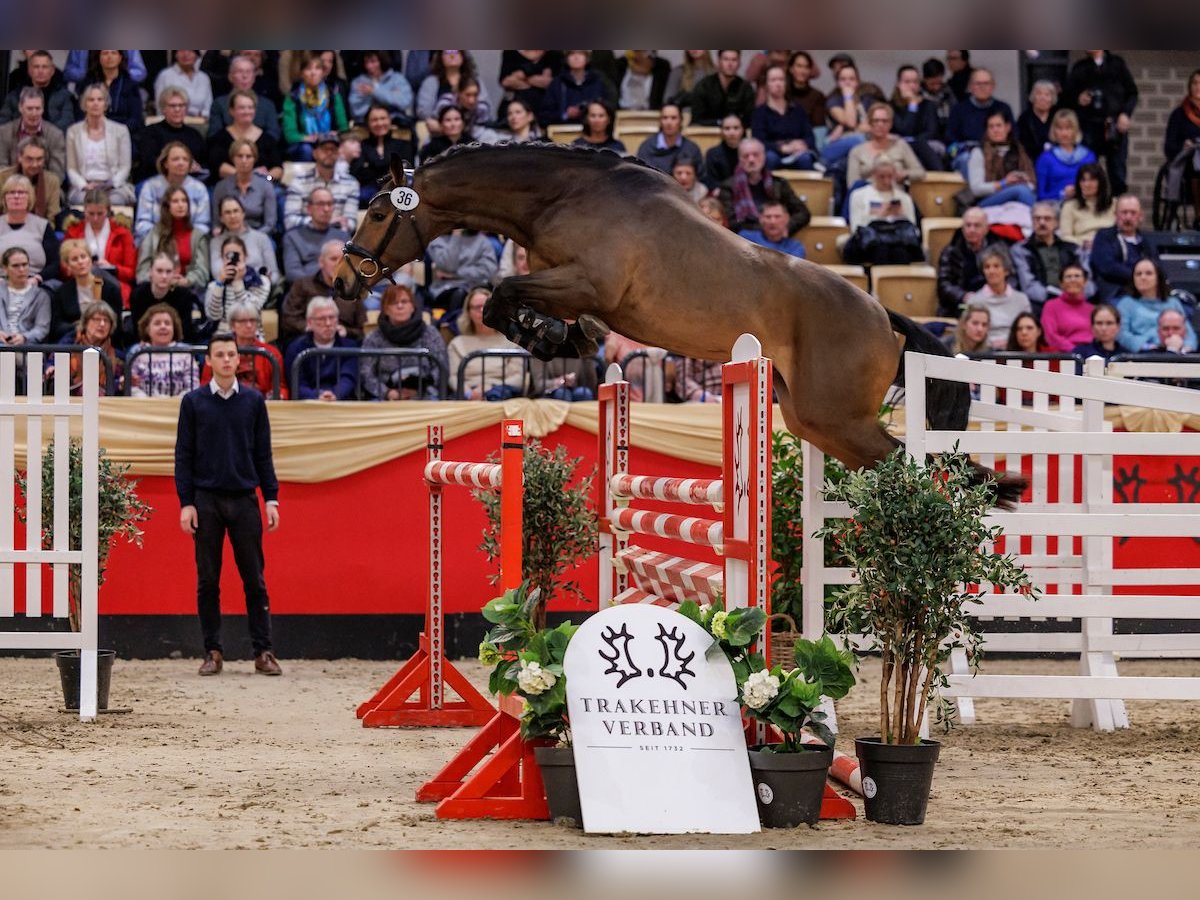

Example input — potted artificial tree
[817,449,1034,825]
[478,582,581,824]
[17,439,152,710]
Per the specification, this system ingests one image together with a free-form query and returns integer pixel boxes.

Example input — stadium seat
[616,110,662,126]
[909,172,965,219]
[823,264,869,292]
[922,216,962,265]
[547,124,582,144]
[871,264,939,318]
[615,123,658,150]
[792,216,849,265]
[685,126,722,155]
[772,170,834,216]
[364,309,380,335]
[261,309,279,343]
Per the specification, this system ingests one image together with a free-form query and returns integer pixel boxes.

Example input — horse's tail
[884,309,1026,510]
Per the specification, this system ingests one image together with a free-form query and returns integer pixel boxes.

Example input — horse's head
[334,156,430,302]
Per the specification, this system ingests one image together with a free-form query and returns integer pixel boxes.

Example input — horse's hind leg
[774,371,899,471]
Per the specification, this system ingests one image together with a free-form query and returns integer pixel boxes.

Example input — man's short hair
[738,137,765,155]
[15,136,46,156]
[1031,200,1059,219]
[18,87,44,107]
[922,58,945,79]
[157,86,190,109]
[306,296,338,319]
[207,332,237,353]
[760,200,787,214]
[1159,309,1185,325]
[308,187,333,204]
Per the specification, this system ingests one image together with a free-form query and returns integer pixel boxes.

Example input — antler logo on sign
[565,604,759,834]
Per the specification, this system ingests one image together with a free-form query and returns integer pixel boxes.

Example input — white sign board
[564,604,760,834]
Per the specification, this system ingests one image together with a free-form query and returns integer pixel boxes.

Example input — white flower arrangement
[742,669,781,710]
[516,659,557,696]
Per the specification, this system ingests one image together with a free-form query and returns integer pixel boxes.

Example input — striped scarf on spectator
[730,167,773,225]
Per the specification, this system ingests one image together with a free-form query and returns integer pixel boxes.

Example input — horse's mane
[421,140,660,175]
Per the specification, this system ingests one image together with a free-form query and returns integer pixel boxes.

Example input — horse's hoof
[577,314,610,341]
[566,323,599,358]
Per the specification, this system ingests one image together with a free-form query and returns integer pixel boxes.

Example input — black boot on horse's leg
[515,307,568,345]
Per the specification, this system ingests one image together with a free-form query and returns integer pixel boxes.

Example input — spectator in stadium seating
[426,229,499,318]
[665,50,716,110]
[284,295,360,401]
[348,51,412,125]
[822,63,877,166]
[498,51,561,123]
[206,90,284,185]
[847,157,918,234]
[1148,308,1196,354]
[847,103,926,186]
[1163,69,1200,216]
[51,241,122,342]
[1065,51,1138,195]
[418,105,469,163]
[154,51,213,119]
[698,195,728,227]
[64,50,146,86]
[0,138,61,223]
[281,188,350,283]
[49,301,122,394]
[126,303,198,397]
[0,52,77,133]
[784,52,827,134]
[1011,202,1090,311]
[403,51,435,94]
[744,50,791,106]
[946,51,973,102]
[1072,303,1122,363]
[738,199,807,259]
[936,206,1011,317]
[1115,259,1193,352]
[212,140,278,234]
[752,64,817,171]
[701,115,745,190]
[433,78,493,140]
[0,88,67,180]
[1006,312,1049,353]
[949,303,991,354]
[920,58,955,142]
[890,64,945,171]
[502,99,541,143]
[136,87,207,182]
[416,51,489,130]
[0,247,51,345]
[636,103,704,177]
[572,99,625,153]
[671,158,707,203]
[1039,264,1094,352]
[134,142,211,241]
[531,355,598,402]
[1017,80,1059,163]
[1058,163,1115,249]
[65,84,135,206]
[280,240,363,346]
[351,105,415,205]
[199,301,287,398]
[82,51,144,134]
[613,51,670,112]
[130,251,199,340]
[447,286,525,401]
[63,189,136,304]
[1035,109,1096,203]
[540,50,616,127]
[204,234,271,328]
[208,196,278,284]
[1091,195,1157,302]
[207,54,282,141]
[964,109,1036,208]
[282,53,349,162]
[0,174,58,281]
[690,50,754,126]
[718,138,811,235]
[361,280,449,401]
[946,68,1014,164]
[964,246,1032,348]
[282,133,358,231]
[135,187,211,293]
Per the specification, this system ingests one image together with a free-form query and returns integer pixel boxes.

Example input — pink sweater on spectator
[1040,292,1094,353]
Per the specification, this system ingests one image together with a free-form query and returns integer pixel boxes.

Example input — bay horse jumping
[334,143,1022,506]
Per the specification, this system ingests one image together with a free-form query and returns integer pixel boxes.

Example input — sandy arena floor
[1,655,1198,849]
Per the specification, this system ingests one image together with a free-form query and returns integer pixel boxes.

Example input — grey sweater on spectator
[426,233,498,299]
[282,223,351,284]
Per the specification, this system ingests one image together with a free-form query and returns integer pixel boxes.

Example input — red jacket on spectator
[63,219,137,306]
[201,340,289,399]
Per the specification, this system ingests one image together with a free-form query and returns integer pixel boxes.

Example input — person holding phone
[203,234,270,330]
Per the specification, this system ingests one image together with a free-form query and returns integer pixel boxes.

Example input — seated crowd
[0,49,1195,402]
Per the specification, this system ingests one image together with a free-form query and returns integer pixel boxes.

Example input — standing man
[176,333,282,677]
[1065,50,1139,195]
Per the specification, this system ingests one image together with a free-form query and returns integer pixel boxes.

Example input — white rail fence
[802,353,1200,732]
[0,350,100,720]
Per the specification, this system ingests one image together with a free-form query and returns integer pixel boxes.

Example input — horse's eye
[370,208,388,222]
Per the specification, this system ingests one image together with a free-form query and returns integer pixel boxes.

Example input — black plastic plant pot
[748,744,834,827]
[533,745,582,827]
[54,649,116,711]
[855,737,941,825]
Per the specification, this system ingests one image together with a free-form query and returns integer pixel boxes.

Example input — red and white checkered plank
[424,461,502,489]
[612,587,677,607]
[610,474,723,506]
[615,546,723,605]
[608,508,723,547]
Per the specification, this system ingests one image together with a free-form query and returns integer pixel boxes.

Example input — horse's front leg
[485,265,608,360]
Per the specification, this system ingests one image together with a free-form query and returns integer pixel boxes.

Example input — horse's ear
[389,154,412,186]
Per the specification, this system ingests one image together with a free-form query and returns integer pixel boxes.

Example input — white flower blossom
[743,669,781,710]
[517,660,556,695]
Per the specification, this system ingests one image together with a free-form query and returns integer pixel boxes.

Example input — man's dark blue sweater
[175,384,279,507]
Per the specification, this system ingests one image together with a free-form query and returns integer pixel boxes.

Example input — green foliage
[478,582,579,743]
[16,439,153,631]
[815,449,1037,745]
[476,440,597,626]
[770,431,845,623]
[676,598,766,687]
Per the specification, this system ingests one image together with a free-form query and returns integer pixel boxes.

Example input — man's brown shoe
[198,650,223,676]
[254,651,282,676]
